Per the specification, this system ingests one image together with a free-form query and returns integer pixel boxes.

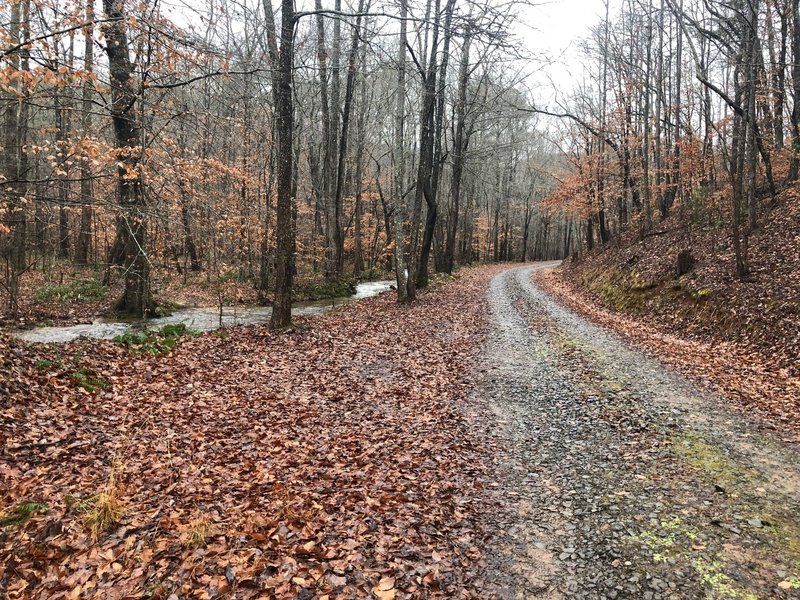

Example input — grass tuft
[185,516,211,548]
[70,472,125,539]
[0,501,48,528]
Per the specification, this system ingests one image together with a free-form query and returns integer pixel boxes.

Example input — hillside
[542,189,800,439]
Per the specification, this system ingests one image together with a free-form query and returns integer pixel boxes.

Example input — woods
[3,1,800,597]
[538,0,799,281]
[3,0,800,323]
[1,0,566,325]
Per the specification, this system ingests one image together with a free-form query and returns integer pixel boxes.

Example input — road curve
[480,264,800,599]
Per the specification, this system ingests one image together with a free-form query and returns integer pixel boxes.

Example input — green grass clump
[34,358,61,371]
[113,323,199,355]
[35,279,108,302]
[0,502,48,528]
[71,367,112,393]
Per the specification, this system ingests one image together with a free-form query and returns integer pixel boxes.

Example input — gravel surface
[480,264,800,599]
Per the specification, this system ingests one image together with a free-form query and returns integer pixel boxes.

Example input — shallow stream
[14,280,395,344]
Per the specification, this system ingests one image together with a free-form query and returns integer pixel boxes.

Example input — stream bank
[12,280,394,344]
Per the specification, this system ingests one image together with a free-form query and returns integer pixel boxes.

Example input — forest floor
[2,263,800,598]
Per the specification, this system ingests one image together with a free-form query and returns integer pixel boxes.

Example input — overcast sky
[516,0,615,107]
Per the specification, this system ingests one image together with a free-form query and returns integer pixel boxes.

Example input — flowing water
[14,280,395,344]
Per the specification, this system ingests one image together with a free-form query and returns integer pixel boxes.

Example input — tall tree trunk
[352,23,370,276]
[672,0,683,218]
[409,0,441,296]
[443,28,473,273]
[258,0,281,304]
[331,0,343,274]
[314,0,337,277]
[2,0,30,312]
[417,0,455,288]
[393,0,410,302]
[103,0,154,315]
[774,0,788,149]
[75,0,94,265]
[57,37,75,260]
[269,0,296,329]
[790,0,800,179]
[333,0,366,275]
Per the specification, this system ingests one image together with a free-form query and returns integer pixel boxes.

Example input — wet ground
[481,264,800,599]
[13,280,395,343]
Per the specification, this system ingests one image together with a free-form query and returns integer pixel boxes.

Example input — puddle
[14,280,395,344]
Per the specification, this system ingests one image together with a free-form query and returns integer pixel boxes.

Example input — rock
[747,518,763,528]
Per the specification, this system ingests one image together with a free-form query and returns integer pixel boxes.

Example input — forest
[1,0,569,327]
[2,0,800,597]
[1,0,796,323]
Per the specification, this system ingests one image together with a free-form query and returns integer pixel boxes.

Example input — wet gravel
[480,264,800,599]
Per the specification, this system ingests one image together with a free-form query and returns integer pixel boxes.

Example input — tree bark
[75,0,94,265]
[269,0,296,329]
[103,0,155,315]
[443,28,473,273]
[393,0,410,302]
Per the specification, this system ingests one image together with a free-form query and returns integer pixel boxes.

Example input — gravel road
[480,264,800,599]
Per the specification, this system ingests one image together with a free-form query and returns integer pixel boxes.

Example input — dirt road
[481,264,800,599]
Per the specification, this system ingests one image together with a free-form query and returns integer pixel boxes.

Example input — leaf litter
[1,266,507,599]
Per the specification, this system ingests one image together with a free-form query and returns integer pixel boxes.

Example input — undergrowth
[113,323,199,354]
[68,469,125,539]
[70,367,112,393]
[35,279,108,302]
[293,278,357,302]
[0,502,48,528]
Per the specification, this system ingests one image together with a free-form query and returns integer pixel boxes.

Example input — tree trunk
[333,0,365,275]
[75,0,94,265]
[393,0,410,302]
[269,0,296,329]
[443,28,473,274]
[103,0,155,316]
[1,0,30,312]
[790,0,800,179]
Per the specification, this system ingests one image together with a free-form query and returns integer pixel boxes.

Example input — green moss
[672,432,759,489]
[693,287,713,299]
[632,516,698,564]
[758,512,800,563]
[585,267,651,312]
[696,558,759,599]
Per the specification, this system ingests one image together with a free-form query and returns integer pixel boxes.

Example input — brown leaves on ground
[537,268,800,444]
[1,267,504,598]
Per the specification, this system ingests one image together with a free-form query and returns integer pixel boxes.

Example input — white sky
[515,0,616,107]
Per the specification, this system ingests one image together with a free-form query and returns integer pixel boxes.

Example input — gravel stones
[477,265,800,599]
